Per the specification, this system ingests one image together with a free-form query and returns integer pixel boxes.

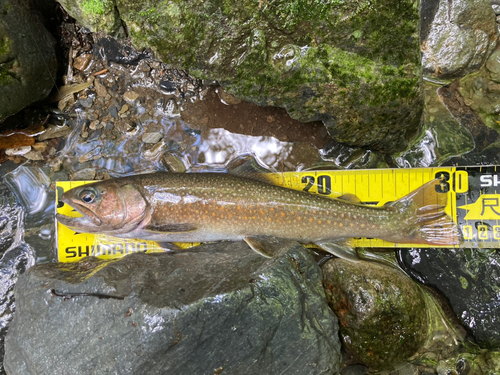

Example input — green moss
[0,36,12,56]
[118,0,421,152]
[80,0,114,15]
[0,68,11,84]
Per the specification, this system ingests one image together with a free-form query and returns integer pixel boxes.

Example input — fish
[56,173,459,259]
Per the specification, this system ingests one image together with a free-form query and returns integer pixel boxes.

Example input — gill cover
[57,181,149,234]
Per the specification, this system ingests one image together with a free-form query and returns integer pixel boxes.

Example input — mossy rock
[323,258,428,370]
[58,0,422,153]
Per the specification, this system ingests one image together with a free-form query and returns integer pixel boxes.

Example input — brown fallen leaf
[0,123,45,150]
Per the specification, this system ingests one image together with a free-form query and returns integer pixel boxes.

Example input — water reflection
[195,128,293,170]
[3,166,52,225]
[61,112,311,177]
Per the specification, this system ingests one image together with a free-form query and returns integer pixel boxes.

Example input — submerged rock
[323,259,429,370]
[400,248,500,349]
[0,0,57,120]
[4,241,341,375]
[58,0,422,153]
[457,48,500,134]
[421,0,498,80]
[323,258,465,371]
[436,351,500,375]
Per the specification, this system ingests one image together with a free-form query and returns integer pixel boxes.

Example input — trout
[56,173,459,259]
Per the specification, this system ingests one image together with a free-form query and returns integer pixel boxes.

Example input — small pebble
[140,113,152,123]
[162,153,187,172]
[94,79,108,97]
[119,104,129,114]
[143,141,166,159]
[24,150,44,161]
[109,106,118,119]
[142,132,163,143]
[73,53,92,71]
[72,168,97,181]
[123,91,140,102]
[5,146,32,156]
[32,142,48,152]
[217,87,242,105]
[79,98,93,108]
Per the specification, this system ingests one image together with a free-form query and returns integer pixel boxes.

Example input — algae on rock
[58,0,423,153]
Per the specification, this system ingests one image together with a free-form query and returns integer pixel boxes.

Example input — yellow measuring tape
[55,166,498,262]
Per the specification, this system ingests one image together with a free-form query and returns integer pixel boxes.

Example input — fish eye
[79,190,96,204]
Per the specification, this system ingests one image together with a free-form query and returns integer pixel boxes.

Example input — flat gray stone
[4,241,341,375]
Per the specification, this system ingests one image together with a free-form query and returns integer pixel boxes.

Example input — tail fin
[383,179,460,246]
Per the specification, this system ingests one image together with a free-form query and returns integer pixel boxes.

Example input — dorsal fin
[337,193,362,203]
[227,154,276,184]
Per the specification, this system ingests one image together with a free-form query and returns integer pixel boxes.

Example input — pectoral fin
[144,223,197,233]
[315,241,360,262]
[244,236,274,258]
[155,242,183,251]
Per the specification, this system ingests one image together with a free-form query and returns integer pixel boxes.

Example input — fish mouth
[56,212,102,233]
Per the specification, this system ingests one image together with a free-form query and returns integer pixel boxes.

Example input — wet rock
[395,81,475,168]
[57,0,122,34]
[400,248,500,348]
[457,49,500,134]
[0,183,22,256]
[4,241,341,375]
[323,259,428,370]
[436,351,500,375]
[421,0,497,80]
[59,0,422,153]
[0,180,35,374]
[37,125,72,141]
[0,0,57,120]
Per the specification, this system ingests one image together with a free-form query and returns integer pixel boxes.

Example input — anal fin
[244,236,274,258]
[315,241,360,262]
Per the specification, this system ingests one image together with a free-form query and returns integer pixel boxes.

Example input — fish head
[56,180,149,234]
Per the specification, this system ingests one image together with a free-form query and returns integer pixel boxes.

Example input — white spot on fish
[183,194,201,204]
